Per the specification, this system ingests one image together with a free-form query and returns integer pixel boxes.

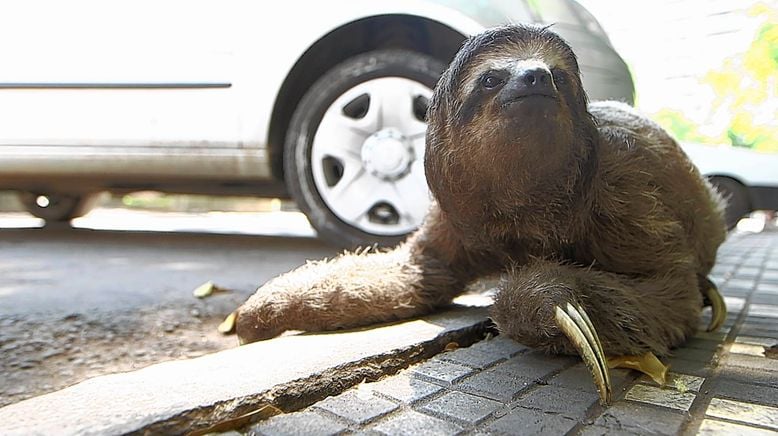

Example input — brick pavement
[246,231,778,435]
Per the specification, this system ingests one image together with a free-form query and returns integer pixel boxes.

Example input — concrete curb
[0,305,491,435]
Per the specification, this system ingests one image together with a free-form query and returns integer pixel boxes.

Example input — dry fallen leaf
[607,352,669,386]
[187,403,283,435]
[192,281,228,299]
[193,281,215,298]
[444,342,460,352]
[218,311,237,334]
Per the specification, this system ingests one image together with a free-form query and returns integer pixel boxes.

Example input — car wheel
[18,192,98,222]
[709,176,751,230]
[284,50,445,248]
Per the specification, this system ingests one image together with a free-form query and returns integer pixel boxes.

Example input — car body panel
[681,143,778,188]
[0,0,633,189]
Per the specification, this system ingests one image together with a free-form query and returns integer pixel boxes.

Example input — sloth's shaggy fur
[236,25,727,357]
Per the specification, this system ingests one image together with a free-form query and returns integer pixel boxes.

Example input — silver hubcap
[311,77,432,236]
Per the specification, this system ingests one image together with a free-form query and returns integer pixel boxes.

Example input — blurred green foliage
[655,3,777,152]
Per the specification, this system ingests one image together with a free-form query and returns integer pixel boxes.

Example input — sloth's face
[454,28,586,132]
[425,26,596,199]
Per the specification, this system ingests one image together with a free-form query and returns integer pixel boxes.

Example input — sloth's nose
[521,67,552,88]
[499,66,555,105]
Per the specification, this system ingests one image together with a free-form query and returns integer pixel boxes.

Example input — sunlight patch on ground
[0,208,317,238]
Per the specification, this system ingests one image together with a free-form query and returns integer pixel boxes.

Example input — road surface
[0,209,338,407]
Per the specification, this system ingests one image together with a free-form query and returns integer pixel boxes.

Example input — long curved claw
[704,284,727,332]
[554,302,612,405]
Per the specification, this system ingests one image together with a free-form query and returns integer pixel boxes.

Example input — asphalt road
[0,209,339,407]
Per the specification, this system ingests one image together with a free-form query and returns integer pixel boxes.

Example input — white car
[0,0,634,247]
[681,143,778,229]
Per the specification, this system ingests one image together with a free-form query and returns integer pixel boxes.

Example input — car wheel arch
[266,14,466,182]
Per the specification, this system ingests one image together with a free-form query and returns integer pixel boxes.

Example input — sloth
[235,25,728,404]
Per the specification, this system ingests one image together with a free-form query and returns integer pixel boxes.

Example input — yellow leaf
[193,281,215,298]
[444,342,460,351]
[218,311,237,334]
[193,281,229,298]
[607,352,669,386]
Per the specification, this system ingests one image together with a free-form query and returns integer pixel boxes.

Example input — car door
[0,0,240,150]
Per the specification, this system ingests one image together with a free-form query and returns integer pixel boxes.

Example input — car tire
[284,49,446,248]
[18,192,98,223]
[709,176,751,230]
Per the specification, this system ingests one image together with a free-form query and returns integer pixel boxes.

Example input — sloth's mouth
[501,93,557,108]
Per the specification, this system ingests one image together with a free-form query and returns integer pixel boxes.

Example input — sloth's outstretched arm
[235,207,479,344]
[491,259,703,405]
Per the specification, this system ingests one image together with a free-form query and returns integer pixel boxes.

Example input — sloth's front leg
[235,209,482,344]
[490,259,706,405]
[234,243,461,343]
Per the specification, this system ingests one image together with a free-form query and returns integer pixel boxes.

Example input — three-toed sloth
[235,25,727,404]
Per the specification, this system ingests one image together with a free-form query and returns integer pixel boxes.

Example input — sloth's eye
[551,69,565,84]
[481,73,503,89]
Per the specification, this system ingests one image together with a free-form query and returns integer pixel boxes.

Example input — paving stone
[664,357,712,377]
[671,346,718,363]
[314,391,398,424]
[577,424,636,436]
[748,304,778,318]
[720,287,751,297]
[251,411,347,436]
[410,360,474,385]
[481,406,576,435]
[739,325,778,339]
[693,330,728,342]
[761,271,778,282]
[756,283,778,294]
[683,337,723,351]
[469,335,529,357]
[751,294,778,305]
[420,391,502,425]
[697,418,775,436]
[370,410,462,436]
[724,296,748,312]
[638,372,704,393]
[624,384,696,411]
[723,279,757,292]
[719,365,778,388]
[491,350,577,381]
[594,401,686,436]
[721,353,778,372]
[710,379,778,407]
[736,336,778,347]
[730,342,769,357]
[516,385,599,419]
[438,345,508,369]
[744,315,778,326]
[706,397,778,430]
[735,267,762,279]
[457,367,533,402]
[367,372,442,404]
[548,364,632,395]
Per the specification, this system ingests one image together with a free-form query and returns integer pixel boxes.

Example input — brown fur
[236,25,727,357]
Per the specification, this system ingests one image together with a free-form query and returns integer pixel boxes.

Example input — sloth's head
[425,25,598,206]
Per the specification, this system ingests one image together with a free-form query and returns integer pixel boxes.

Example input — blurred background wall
[579,0,777,153]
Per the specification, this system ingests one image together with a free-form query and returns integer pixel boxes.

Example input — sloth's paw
[234,296,290,345]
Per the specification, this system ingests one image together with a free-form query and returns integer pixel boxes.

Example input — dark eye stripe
[479,70,508,90]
